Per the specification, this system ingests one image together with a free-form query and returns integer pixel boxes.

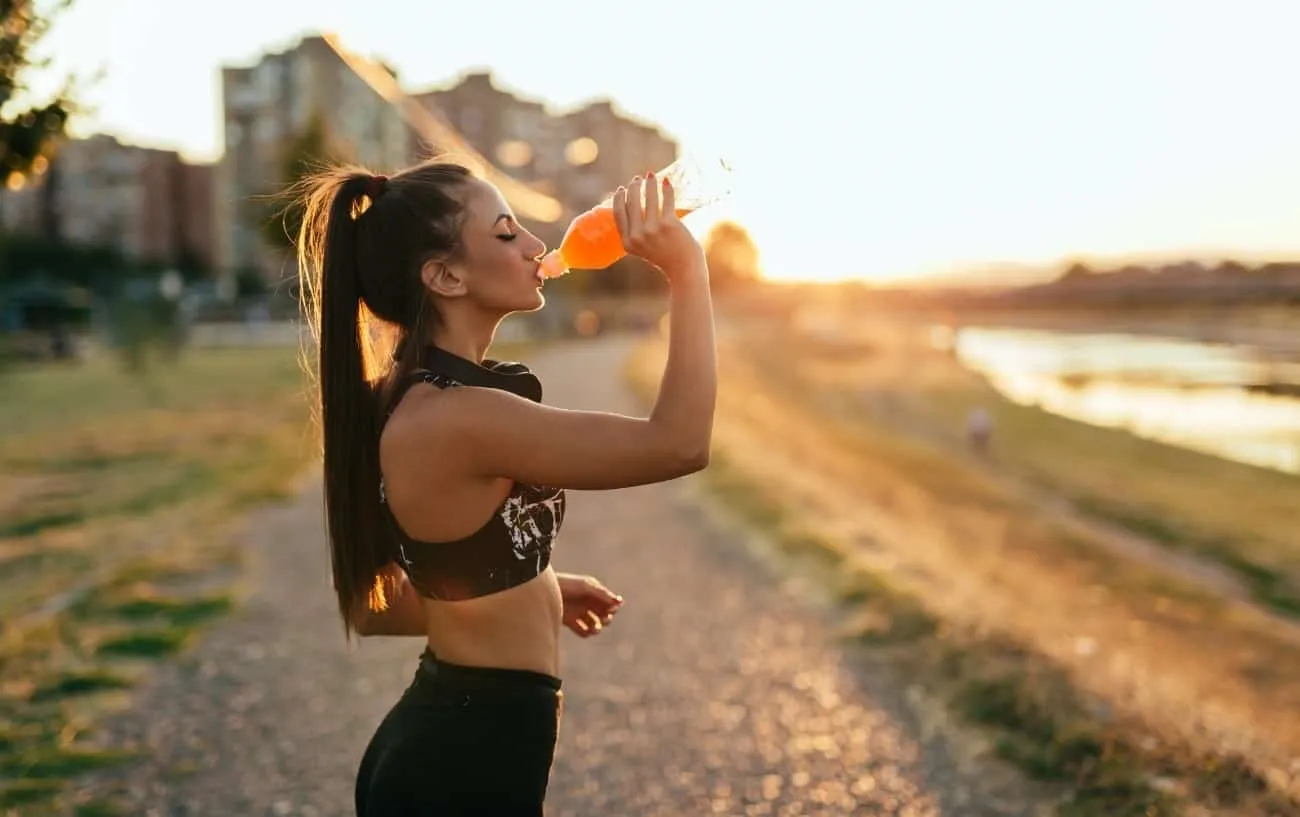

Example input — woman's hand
[558,573,624,638]
[612,171,706,281]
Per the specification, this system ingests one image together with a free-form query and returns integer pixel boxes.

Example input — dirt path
[78,335,1045,816]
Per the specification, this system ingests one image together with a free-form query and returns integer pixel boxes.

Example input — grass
[627,321,1300,815]
[28,671,133,704]
[922,387,1300,615]
[704,452,1289,816]
[744,315,1300,615]
[99,594,233,625]
[0,747,138,781]
[0,780,63,809]
[1064,494,1300,616]
[0,740,140,810]
[701,448,1175,813]
[72,801,129,817]
[0,343,316,812]
[791,317,1300,616]
[95,627,194,659]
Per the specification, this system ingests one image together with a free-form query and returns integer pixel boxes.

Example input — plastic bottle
[539,153,731,278]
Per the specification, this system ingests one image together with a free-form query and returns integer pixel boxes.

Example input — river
[946,326,1300,475]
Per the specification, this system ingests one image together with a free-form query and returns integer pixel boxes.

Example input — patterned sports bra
[379,346,566,601]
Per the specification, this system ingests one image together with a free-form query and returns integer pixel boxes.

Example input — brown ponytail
[293,161,472,635]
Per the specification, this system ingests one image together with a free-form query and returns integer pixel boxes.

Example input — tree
[257,114,332,252]
[0,0,78,184]
[1214,260,1250,277]
[702,220,761,291]
[1059,261,1094,282]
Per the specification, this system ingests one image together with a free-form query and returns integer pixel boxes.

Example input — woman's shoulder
[383,378,534,451]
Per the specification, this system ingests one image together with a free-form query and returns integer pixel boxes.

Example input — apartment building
[0,133,215,270]
[215,35,414,280]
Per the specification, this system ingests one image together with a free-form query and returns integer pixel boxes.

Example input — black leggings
[355,650,563,816]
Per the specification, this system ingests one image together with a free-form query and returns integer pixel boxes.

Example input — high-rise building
[215,35,414,282]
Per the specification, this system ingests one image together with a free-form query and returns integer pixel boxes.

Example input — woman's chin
[509,291,545,314]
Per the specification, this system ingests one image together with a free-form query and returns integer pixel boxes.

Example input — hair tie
[366,174,388,200]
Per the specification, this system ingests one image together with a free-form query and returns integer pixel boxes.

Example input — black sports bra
[379,346,566,601]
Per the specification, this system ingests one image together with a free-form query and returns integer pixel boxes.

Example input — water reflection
[947,327,1300,475]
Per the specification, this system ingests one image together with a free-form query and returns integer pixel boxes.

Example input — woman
[294,159,716,815]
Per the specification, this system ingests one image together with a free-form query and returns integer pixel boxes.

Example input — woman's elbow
[670,444,711,477]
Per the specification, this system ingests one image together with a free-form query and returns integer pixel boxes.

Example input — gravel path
[79,336,1044,816]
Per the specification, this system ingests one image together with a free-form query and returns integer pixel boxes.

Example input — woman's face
[452,179,549,314]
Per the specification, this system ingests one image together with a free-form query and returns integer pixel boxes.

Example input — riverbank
[938,302,1300,361]
[628,317,1300,814]
[945,324,1300,476]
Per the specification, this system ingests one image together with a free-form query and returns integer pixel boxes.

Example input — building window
[257,59,281,103]
[290,58,312,130]
[496,140,533,168]
[255,116,279,146]
[565,137,599,166]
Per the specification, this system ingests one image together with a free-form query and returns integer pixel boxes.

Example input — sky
[33,0,1300,284]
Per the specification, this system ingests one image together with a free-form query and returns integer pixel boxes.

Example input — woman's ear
[420,258,467,298]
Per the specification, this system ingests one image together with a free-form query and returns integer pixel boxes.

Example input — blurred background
[2,1,1299,815]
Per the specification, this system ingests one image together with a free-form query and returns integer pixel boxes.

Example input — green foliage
[256,114,332,252]
[0,0,79,181]
[703,220,762,291]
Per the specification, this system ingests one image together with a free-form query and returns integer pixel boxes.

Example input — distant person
[294,161,716,815]
[967,405,993,456]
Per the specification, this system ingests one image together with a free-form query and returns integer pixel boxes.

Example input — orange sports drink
[538,154,731,278]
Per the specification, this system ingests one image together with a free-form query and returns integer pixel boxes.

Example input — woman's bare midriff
[383,388,564,676]
[421,567,564,677]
